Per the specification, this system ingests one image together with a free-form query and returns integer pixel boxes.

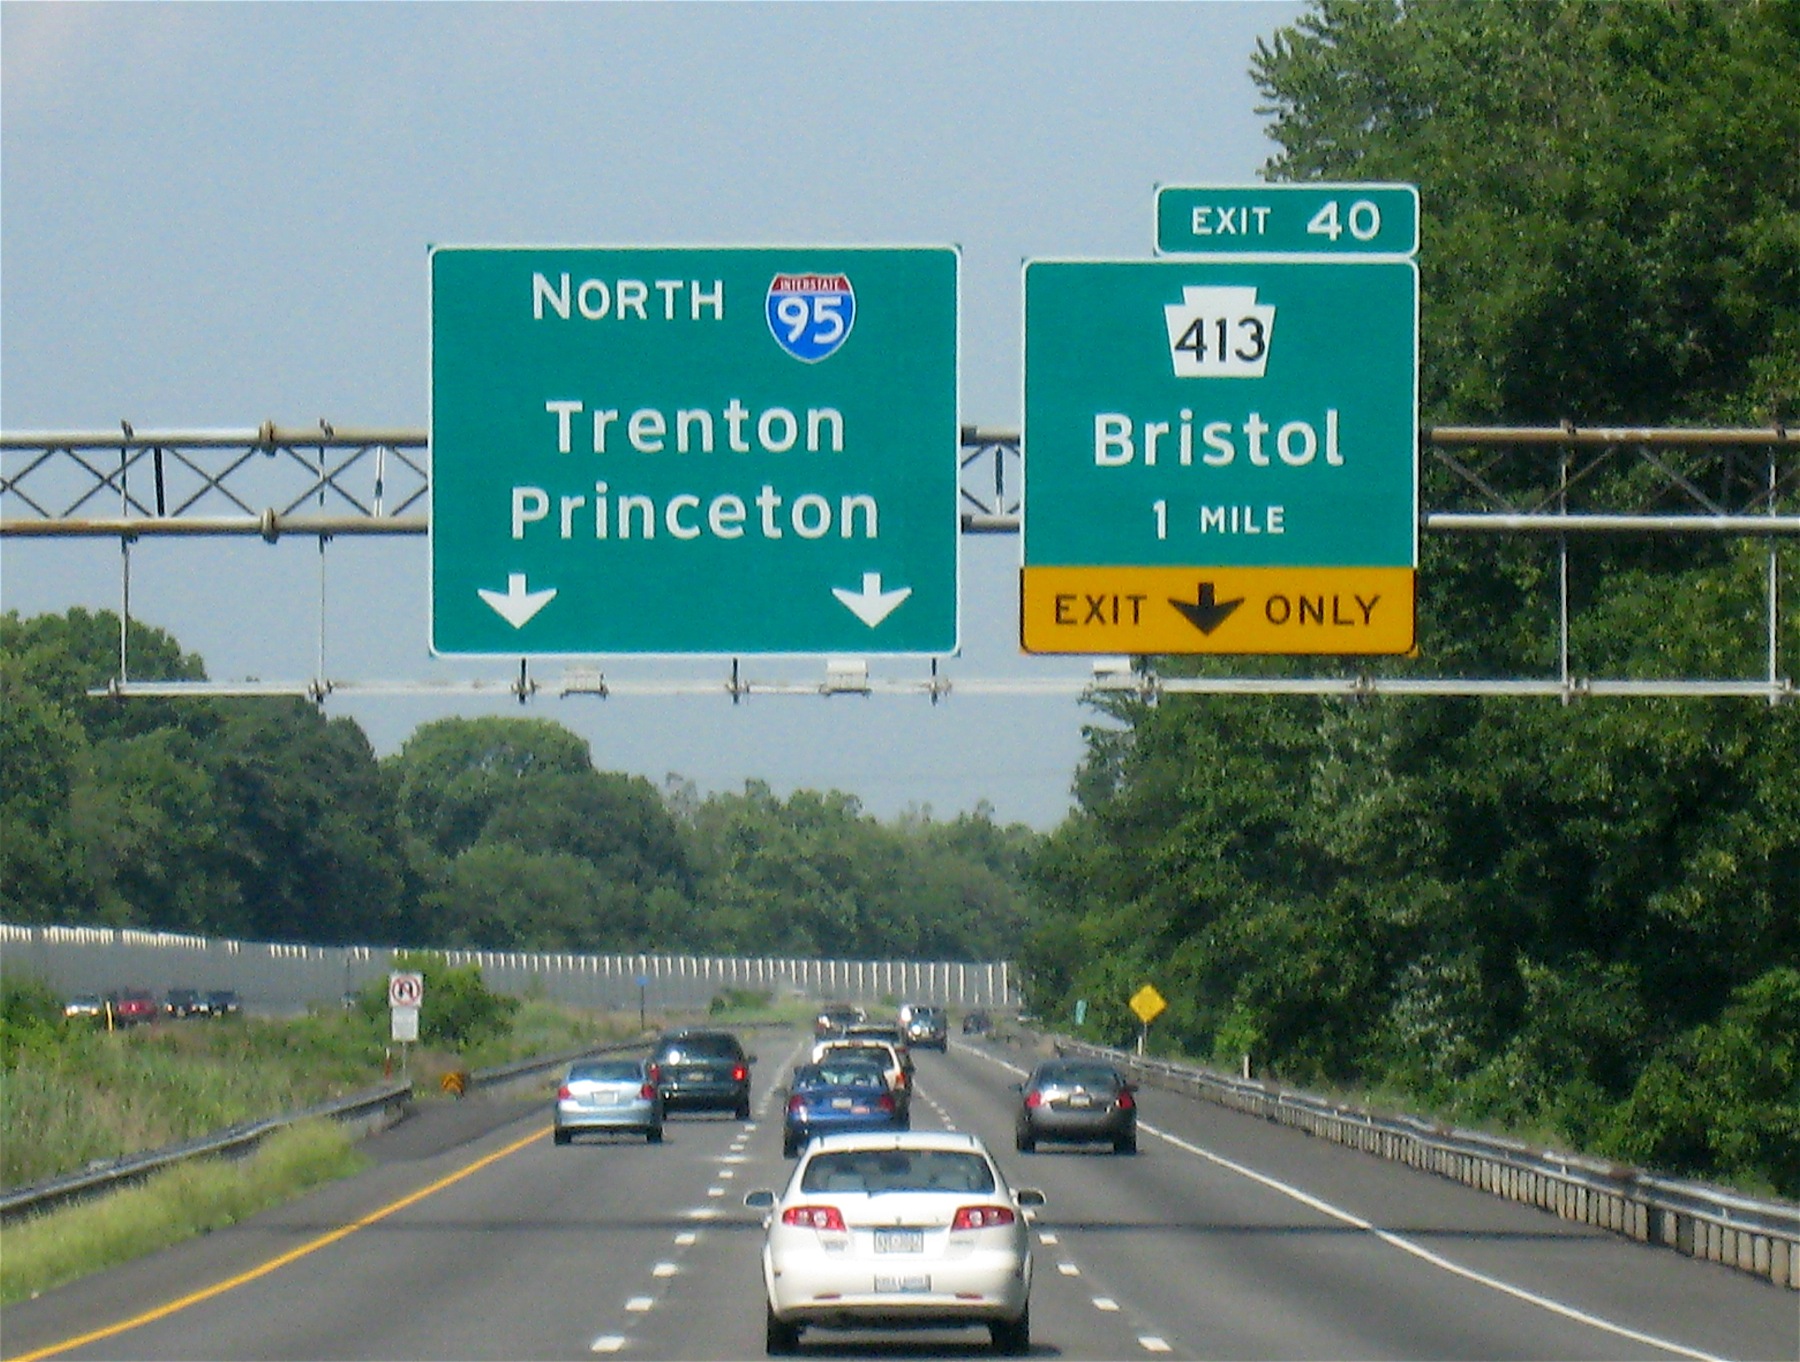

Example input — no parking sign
[389,971,423,1043]
[388,972,424,1009]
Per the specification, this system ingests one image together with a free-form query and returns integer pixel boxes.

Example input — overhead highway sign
[1022,249,1418,656]
[430,245,960,656]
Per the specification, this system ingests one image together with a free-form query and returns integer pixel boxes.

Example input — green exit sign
[429,246,960,656]
[1156,183,1419,257]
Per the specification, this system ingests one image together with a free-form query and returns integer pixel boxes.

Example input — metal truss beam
[3,422,1795,702]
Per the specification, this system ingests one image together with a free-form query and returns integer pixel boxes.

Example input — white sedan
[744,1130,1045,1355]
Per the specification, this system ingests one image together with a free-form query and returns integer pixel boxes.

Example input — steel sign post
[430,246,960,656]
[1021,249,1418,656]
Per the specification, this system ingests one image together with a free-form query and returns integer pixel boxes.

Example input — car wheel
[782,1134,799,1158]
[736,1097,753,1121]
[1015,1129,1036,1153]
[765,1302,801,1355]
[553,1129,572,1146]
[1114,1132,1137,1155]
[646,1125,663,1144]
[990,1303,1030,1355]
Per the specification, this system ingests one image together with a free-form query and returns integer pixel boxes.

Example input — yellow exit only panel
[1021,566,1416,656]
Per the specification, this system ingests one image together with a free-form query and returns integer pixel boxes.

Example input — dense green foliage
[0,609,1039,963]
[1023,0,1799,1196]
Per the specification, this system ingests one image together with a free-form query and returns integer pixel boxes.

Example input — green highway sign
[1022,255,1418,655]
[430,246,959,656]
[1156,183,1418,257]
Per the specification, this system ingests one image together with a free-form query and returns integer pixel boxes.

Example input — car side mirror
[747,1054,758,1065]
[744,1189,776,1210]
[1014,1188,1047,1208]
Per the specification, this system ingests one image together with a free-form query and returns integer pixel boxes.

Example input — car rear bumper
[556,1101,660,1132]
[660,1083,748,1111]
[766,1249,1030,1324]
[1022,1110,1132,1141]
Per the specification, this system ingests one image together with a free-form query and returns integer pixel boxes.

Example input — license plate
[874,1274,930,1293]
[831,1097,854,1110]
[874,1228,923,1253]
[592,1092,620,1107]
[1066,1093,1093,1108]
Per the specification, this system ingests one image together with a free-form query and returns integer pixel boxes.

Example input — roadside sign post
[1023,184,1419,656]
[389,971,423,1075]
[430,246,961,656]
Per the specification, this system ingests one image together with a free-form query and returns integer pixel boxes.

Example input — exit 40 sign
[430,246,960,656]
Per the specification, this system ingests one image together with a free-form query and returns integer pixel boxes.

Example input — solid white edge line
[963,1044,1726,1362]
[1140,1120,1728,1362]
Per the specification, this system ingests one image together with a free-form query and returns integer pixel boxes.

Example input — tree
[1022,0,1800,1191]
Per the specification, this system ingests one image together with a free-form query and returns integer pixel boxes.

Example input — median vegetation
[1,960,655,1305]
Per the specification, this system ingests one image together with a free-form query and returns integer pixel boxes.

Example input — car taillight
[1117,1089,1135,1109]
[787,1094,806,1113]
[875,1093,895,1113]
[648,1063,661,1082]
[782,1205,847,1231]
[557,1085,572,1100]
[951,1205,1016,1230]
[1024,1090,1043,1108]
[732,1064,749,1082]
[640,1083,657,1100]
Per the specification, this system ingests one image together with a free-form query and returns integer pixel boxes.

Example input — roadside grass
[2,1009,388,1189]
[0,1118,365,1306]
[0,993,782,1305]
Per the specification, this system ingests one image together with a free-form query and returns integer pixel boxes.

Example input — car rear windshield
[801,1149,996,1195]
[806,1061,889,1087]
[1041,1064,1121,1088]
[570,1061,642,1083]
[659,1034,742,1061]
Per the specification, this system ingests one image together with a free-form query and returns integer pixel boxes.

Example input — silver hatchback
[554,1058,664,1144]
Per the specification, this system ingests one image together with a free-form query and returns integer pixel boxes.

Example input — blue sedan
[781,1059,906,1157]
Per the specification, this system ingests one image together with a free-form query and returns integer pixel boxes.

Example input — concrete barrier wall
[0,923,1014,1015]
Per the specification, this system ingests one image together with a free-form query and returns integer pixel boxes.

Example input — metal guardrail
[1058,1038,1800,1290]
[0,1040,647,1225]
[0,1081,413,1225]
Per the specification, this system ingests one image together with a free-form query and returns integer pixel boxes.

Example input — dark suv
[649,1029,755,1119]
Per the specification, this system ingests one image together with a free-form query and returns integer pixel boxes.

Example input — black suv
[649,1029,755,1119]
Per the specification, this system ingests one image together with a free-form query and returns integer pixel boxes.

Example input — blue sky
[2,1,1302,829]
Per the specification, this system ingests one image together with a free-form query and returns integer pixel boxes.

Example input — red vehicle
[108,989,159,1027]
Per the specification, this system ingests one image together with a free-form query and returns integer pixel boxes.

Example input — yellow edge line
[11,1123,550,1362]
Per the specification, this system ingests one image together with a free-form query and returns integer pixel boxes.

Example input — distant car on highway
[744,1130,1045,1355]
[164,987,204,1019]
[903,1005,948,1051]
[813,1002,864,1038]
[811,1038,911,1121]
[109,989,158,1027]
[842,1021,913,1073]
[201,989,241,1017]
[781,1057,905,1157]
[961,1008,992,1036]
[1015,1058,1137,1154]
[63,993,104,1022]
[554,1057,663,1144]
[650,1029,755,1119]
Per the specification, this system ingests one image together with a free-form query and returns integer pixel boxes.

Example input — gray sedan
[554,1058,664,1144]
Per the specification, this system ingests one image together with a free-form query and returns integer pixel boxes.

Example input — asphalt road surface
[5,1028,1794,1361]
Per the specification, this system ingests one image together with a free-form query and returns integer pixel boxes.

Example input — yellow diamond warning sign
[1129,985,1168,1026]
[1021,566,1415,655]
